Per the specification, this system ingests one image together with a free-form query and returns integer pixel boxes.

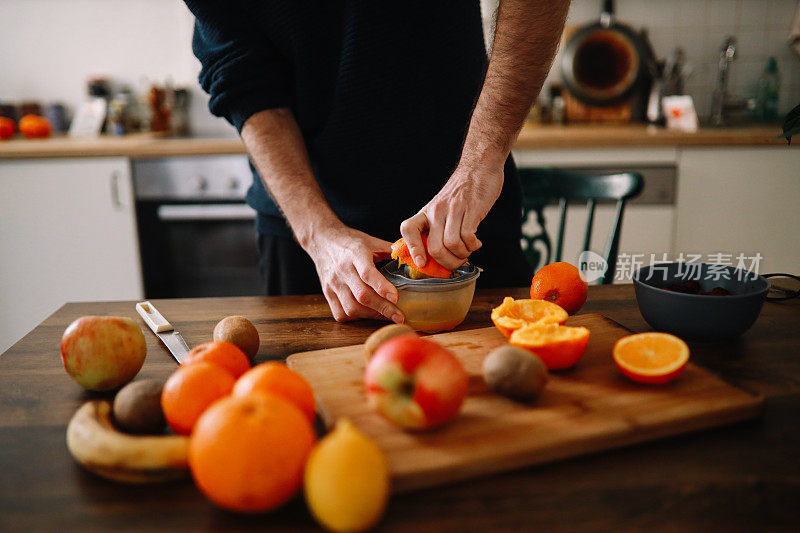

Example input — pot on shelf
[561,0,653,108]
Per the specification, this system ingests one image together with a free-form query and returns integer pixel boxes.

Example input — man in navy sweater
[186,1,569,324]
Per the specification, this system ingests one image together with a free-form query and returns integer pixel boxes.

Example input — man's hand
[306,225,403,323]
[401,161,504,271]
[242,109,402,323]
[402,0,569,271]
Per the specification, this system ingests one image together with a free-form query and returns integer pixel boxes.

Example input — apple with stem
[364,336,467,430]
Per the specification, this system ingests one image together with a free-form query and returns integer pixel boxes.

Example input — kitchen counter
[0,133,245,159]
[1,285,798,531]
[514,123,788,148]
[0,124,790,160]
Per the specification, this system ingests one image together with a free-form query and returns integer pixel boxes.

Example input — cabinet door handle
[110,171,123,210]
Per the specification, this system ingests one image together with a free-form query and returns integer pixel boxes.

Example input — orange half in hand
[391,235,451,279]
[509,323,590,370]
[613,332,689,385]
[491,297,568,338]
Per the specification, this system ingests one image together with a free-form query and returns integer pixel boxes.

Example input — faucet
[710,36,755,126]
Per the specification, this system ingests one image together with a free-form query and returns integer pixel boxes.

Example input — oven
[132,155,263,298]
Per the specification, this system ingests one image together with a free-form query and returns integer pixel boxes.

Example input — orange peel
[509,323,590,370]
[490,297,568,338]
[391,235,451,279]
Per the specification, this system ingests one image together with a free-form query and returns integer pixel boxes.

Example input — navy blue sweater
[186,0,522,242]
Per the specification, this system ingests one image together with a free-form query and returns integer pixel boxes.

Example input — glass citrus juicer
[379,261,482,333]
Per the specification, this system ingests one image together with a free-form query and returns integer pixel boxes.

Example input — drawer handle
[110,171,123,210]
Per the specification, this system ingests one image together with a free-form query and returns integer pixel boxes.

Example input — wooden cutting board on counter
[286,314,762,493]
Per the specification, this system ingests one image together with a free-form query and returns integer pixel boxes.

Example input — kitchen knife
[135,301,190,364]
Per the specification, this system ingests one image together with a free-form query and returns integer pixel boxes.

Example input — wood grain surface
[0,285,798,531]
[288,315,762,493]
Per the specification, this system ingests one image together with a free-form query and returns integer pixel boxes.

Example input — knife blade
[135,301,190,364]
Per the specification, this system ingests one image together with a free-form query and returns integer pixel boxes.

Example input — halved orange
[509,323,590,370]
[613,332,689,385]
[491,297,568,338]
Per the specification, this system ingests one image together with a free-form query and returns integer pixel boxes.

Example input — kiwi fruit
[482,345,548,401]
[363,324,416,362]
[213,315,259,361]
[112,379,166,434]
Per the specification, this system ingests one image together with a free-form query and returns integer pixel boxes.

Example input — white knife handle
[136,301,175,333]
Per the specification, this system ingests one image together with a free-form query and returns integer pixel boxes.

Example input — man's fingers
[355,257,399,304]
[442,207,471,260]
[461,213,483,253]
[349,265,404,323]
[366,236,394,261]
[323,286,347,322]
[427,213,465,271]
[400,212,429,267]
[338,284,384,321]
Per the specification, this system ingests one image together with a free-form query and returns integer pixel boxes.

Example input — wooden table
[1,285,798,531]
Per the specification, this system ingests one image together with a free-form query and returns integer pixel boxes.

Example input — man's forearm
[460,0,569,171]
[240,109,341,249]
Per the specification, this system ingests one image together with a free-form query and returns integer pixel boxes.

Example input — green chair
[518,168,644,285]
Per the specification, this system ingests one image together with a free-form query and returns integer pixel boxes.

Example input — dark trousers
[258,234,533,296]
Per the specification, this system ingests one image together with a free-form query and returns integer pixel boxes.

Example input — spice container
[380,262,481,333]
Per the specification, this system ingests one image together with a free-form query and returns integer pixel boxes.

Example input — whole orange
[161,361,235,435]
[0,117,14,140]
[530,261,588,315]
[182,341,250,378]
[18,114,51,139]
[189,392,316,513]
[233,362,315,422]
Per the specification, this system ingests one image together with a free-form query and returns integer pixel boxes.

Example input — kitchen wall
[482,0,800,118]
[3,1,797,133]
[0,0,233,137]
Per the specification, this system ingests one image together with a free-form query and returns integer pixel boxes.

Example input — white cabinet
[0,157,143,353]
[675,148,800,273]
[513,145,800,279]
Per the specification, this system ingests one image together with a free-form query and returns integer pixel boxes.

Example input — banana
[66,400,189,484]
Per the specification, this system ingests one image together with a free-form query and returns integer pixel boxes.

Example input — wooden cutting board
[287,314,762,493]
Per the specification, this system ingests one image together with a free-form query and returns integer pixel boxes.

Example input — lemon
[304,418,390,532]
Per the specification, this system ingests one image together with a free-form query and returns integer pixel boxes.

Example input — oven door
[137,201,263,298]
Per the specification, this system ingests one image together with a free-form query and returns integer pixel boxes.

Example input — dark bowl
[633,263,769,341]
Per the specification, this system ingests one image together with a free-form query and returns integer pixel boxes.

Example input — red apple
[364,336,468,430]
[60,316,147,391]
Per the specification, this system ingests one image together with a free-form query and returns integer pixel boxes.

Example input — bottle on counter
[107,88,138,136]
[550,85,565,125]
[755,57,780,123]
[87,77,112,133]
[170,88,190,136]
[148,85,171,133]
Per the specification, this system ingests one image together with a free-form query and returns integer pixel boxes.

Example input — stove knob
[228,177,240,190]
[198,177,208,192]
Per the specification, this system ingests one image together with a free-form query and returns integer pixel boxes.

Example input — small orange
[183,341,250,378]
[189,392,316,513]
[613,332,689,385]
[161,362,235,435]
[18,114,51,139]
[509,323,590,370]
[391,234,451,279]
[233,362,316,422]
[490,296,568,337]
[0,117,14,140]
[530,262,588,315]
